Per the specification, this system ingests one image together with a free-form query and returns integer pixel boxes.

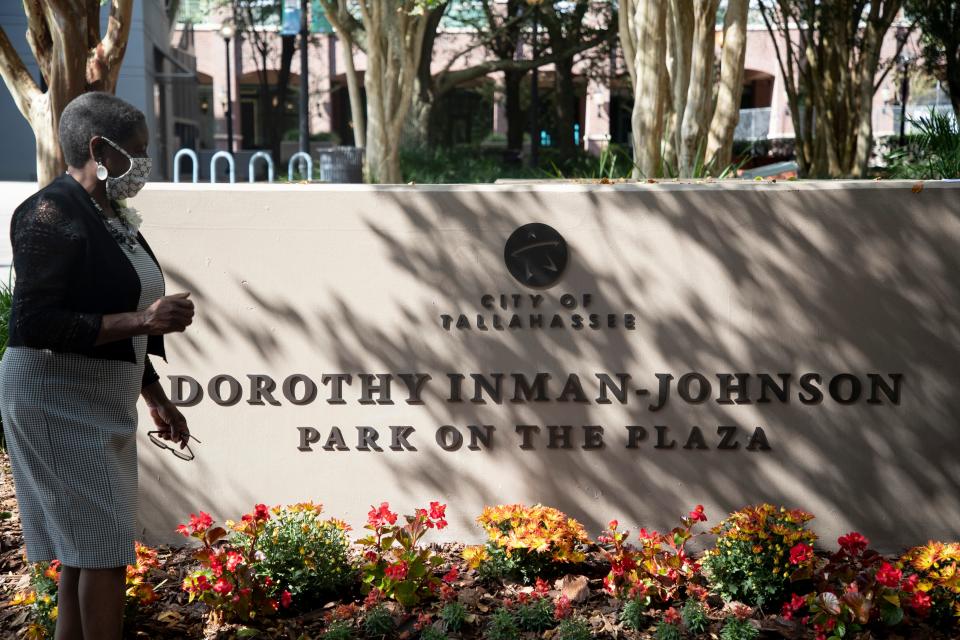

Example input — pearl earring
[96,162,108,181]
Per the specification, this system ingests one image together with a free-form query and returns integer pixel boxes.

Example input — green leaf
[881,604,904,626]
[236,628,261,638]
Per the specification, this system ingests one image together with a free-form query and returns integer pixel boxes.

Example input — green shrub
[321,619,355,640]
[514,595,557,632]
[655,620,683,640]
[886,109,960,179]
[720,616,759,640]
[703,504,817,608]
[619,596,649,631]
[363,603,395,637]
[439,601,467,632]
[556,617,592,640]
[252,502,354,608]
[484,606,519,640]
[419,626,449,640]
[681,599,710,634]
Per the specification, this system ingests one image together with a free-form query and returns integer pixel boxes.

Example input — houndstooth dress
[0,217,164,568]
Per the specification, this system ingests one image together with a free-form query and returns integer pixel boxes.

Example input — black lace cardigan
[7,173,165,388]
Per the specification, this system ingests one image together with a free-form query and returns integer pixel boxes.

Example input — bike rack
[210,151,236,184]
[248,151,275,183]
[172,148,199,184]
[288,151,313,182]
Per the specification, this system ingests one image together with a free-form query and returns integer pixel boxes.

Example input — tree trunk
[405,4,445,149]
[340,32,366,149]
[553,55,577,152]
[360,1,433,183]
[705,0,748,172]
[677,0,718,177]
[629,0,667,178]
[0,1,134,186]
[269,34,296,162]
[257,50,271,150]
[948,52,960,122]
[505,68,525,151]
[667,0,693,165]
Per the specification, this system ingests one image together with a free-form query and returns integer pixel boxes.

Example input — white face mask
[101,136,152,200]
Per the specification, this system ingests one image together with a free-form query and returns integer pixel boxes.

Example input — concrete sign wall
[8,180,960,551]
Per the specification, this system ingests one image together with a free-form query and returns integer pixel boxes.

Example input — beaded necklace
[87,195,139,252]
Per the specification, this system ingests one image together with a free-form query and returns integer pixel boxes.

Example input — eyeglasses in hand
[147,431,201,461]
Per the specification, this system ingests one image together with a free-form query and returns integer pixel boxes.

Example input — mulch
[0,451,951,639]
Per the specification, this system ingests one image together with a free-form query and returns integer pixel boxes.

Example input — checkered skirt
[0,226,164,568]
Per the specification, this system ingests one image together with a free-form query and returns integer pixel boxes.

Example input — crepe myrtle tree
[0,0,135,186]
[618,0,750,178]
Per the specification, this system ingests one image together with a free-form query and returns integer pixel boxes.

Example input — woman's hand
[148,400,190,448]
[140,292,194,335]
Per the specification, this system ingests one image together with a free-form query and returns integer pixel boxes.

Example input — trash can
[317,146,365,183]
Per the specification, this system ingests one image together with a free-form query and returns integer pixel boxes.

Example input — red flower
[902,574,919,593]
[688,505,707,523]
[554,595,572,620]
[663,607,682,625]
[385,561,408,581]
[364,550,379,563]
[225,551,244,572]
[781,593,807,620]
[181,511,213,535]
[367,502,398,527]
[534,577,551,596]
[442,566,459,584]
[876,562,902,588]
[429,501,446,520]
[209,556,224,577]
[608,519,619,530]
[414,612,433,630]
[434,517,448,530]
[789,543,814,565]
[838,532,868,556]
[638,528,660,542]
[194,575,212,592]
[280,590,292,608]
[908,591,932,617]
[253,503,270,521]
[364,588,383,607]
[213,577,233,595]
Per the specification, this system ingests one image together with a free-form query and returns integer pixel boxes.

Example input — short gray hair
[59,92,146,167]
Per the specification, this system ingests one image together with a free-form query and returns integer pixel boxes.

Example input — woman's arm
[142,379,190,447]
[95,293,195,346]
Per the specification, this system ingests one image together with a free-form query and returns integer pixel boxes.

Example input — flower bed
[1,456,957,639]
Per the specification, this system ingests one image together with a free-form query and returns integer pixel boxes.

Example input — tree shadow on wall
[157,182,960,553]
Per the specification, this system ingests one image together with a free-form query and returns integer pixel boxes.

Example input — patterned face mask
[101,136,152,200]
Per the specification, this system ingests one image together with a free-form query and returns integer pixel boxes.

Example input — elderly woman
[0,92,195,640]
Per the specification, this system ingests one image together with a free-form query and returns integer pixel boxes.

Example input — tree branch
[435,30,612,94]
[91,0,133,89]
[0,24,42,122]
[23,0,51,84]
